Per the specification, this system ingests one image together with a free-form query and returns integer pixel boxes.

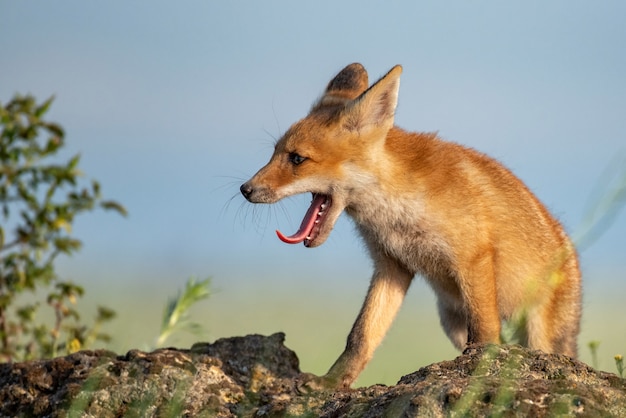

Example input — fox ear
[342,65,402,133]
[313,63,369,109]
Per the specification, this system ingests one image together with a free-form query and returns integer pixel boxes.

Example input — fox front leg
[300,259,413,390]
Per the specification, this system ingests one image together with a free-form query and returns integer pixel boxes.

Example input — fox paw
[295,373,343,393]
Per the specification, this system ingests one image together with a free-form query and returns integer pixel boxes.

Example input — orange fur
[241,63,581,389]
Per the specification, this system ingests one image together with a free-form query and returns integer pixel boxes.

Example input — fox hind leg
[437,300,468,350]
[526,275,581,357]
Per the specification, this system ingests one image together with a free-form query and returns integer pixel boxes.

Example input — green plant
[156,276,211,348]
[615,354,624,378]
[0,94,126,361]
[587,340,601,369]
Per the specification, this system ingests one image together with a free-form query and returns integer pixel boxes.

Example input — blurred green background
[73,271,624,387]
[2,1,625,386]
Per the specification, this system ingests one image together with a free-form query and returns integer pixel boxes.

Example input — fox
[240,63,582,389]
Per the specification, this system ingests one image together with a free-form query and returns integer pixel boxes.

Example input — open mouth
[276,193,332,247]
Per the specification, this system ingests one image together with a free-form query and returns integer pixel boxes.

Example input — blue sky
[2,2,625,301]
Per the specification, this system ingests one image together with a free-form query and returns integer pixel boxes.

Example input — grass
[156,276,211,348]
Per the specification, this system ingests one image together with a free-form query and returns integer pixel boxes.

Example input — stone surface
[0,333,624,417]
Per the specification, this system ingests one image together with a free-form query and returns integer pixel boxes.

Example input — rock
[0,333,624,417]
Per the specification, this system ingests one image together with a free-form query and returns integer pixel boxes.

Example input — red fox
[240,63,581,389]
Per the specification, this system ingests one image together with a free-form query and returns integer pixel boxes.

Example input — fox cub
[240,63,581,389]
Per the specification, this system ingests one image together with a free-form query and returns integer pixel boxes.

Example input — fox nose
[240,183,253,200]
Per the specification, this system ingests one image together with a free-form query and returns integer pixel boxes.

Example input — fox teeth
[320,203,327,209]
[315,220,320,224]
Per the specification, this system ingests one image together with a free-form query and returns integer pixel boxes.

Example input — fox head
[240,63,402,247]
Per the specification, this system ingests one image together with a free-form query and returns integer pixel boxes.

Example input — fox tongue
[276,194,327,244]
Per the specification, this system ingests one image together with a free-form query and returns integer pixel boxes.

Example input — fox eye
[288,152,307,166]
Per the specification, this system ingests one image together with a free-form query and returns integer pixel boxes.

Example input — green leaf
[34,96,54,118]
[45,123,64,139]
[56,282,84,298]
[100,200,128,216]
[17,304,39,322]
[91,180,101,196]
[44,137,62,154]
[96,306,116,322]
[67,154,81,171]
[53,237,82,254]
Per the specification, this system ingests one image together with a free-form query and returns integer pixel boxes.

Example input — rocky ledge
[0,332,624,417]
